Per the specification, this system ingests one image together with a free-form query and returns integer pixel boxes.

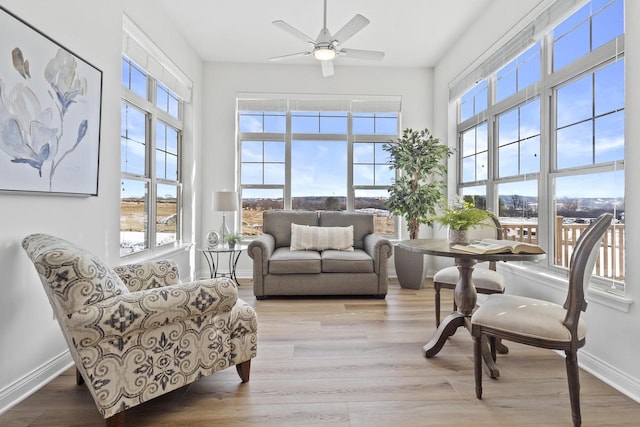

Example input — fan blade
[320,59,334,77]
[273,20,315,44]
[269,51,312,61]
[339,48,385,61]
[332,14,369,45]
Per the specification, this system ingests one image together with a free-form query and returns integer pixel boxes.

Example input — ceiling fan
[269,0,384,77]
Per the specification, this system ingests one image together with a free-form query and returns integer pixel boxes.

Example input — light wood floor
[3,279,640,426]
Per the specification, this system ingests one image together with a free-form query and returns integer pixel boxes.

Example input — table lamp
[212,190,238,245]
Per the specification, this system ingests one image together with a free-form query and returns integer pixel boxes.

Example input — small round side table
[198,244,247,285]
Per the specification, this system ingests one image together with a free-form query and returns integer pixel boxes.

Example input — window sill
[499,261,633,313]
[119,242,193,263]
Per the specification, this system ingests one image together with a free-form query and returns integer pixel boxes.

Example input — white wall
[434,0,640,401]
[199,62,433,279]
[0,0,203,413]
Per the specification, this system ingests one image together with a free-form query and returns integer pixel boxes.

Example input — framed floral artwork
[0,6,102,196]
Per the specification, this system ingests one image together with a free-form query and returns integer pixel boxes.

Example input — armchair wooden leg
[236,359,251,383]
[76,367,84,386]
[105,411,125,427]
[565,350,582,427]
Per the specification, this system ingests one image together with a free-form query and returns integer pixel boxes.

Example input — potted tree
[384,128,453,289]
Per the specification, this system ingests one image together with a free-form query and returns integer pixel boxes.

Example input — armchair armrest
[113,259,180,291]
[66,278,238,345]
[364,234,393,275]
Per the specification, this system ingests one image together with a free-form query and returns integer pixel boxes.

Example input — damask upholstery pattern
[22,233,258,420]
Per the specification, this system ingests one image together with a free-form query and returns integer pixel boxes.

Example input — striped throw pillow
[290,223,354,251]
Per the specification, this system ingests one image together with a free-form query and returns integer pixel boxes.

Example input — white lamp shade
[212,191,238,212]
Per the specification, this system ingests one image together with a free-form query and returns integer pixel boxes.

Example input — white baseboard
[0,350,73,415]
[578,349,640,403]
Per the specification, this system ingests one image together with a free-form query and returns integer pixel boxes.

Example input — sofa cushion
[263,211,318,248]
[318,212,374,249]
[290,223,354,251]
[321,249,374,273]
[269,247,322,274]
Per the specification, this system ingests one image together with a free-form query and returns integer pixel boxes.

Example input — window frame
[455,0,625,291]
[120,56,183,257]
[238,105,400,238]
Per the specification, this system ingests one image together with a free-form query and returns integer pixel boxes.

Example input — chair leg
[489,336,497,362]
[105,411,125,427]
[495,338,509,354]
[434,284,441,327]
[236,359,251,383]
[565,350,582,427]
[473,334,483,399]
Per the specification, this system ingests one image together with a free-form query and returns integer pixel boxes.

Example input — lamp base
[220,215,230,244]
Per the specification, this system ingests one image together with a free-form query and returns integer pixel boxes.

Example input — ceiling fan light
[314,47,336,61]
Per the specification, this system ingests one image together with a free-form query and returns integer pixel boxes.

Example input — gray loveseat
[247,210,393,299]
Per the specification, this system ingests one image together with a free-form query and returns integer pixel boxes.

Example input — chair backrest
[468,215,503,270]
[563,213,613,336]
[22,233,128,316]
[467,215,502,241]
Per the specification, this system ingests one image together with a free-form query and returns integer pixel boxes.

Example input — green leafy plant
[223,233,242,244]
[430,199,495,231]
[384,128,454,239]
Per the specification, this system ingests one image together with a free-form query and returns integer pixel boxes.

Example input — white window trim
[454,1,625,290]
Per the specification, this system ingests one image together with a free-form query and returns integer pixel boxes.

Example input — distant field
[242,209,264,236]
[121,203,394,237]
[242,209,395,237]
[121,201,176,232]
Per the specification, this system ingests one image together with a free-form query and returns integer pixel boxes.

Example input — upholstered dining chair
[22,233,258,427]
[471,213,613,427]
[433,215,504,327]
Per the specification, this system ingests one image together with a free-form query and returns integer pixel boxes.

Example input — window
[497,98,540,177]
[555,60,624,169]
[120,57,183,256]
[456,0,624,289]
[461,122,488,183]
[291,139,348,210]
[238,97,400,237]
[552,0,624,72]
[460,81,488,122]
[496,42,540,103]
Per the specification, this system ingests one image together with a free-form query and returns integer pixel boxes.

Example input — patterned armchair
[22,233,258,427]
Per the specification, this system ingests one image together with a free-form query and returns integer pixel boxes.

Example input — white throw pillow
[290,223,354,251]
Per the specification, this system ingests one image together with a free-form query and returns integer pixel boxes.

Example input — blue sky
[240,112,398,198]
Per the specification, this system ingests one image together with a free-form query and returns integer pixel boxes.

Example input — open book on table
[452,238,545,255]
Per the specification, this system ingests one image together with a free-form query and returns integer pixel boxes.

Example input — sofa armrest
[364,234,393,275]
[247,234,275,274]
[113,259,181,291]
[66,278,238,344]
[248,234,275,299]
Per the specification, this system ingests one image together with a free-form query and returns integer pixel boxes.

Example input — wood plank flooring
[2,279,639,426]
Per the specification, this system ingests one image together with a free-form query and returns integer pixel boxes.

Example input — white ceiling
[156,0,493,68]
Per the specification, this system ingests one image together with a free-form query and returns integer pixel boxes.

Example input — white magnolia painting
[0,6,102,196]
